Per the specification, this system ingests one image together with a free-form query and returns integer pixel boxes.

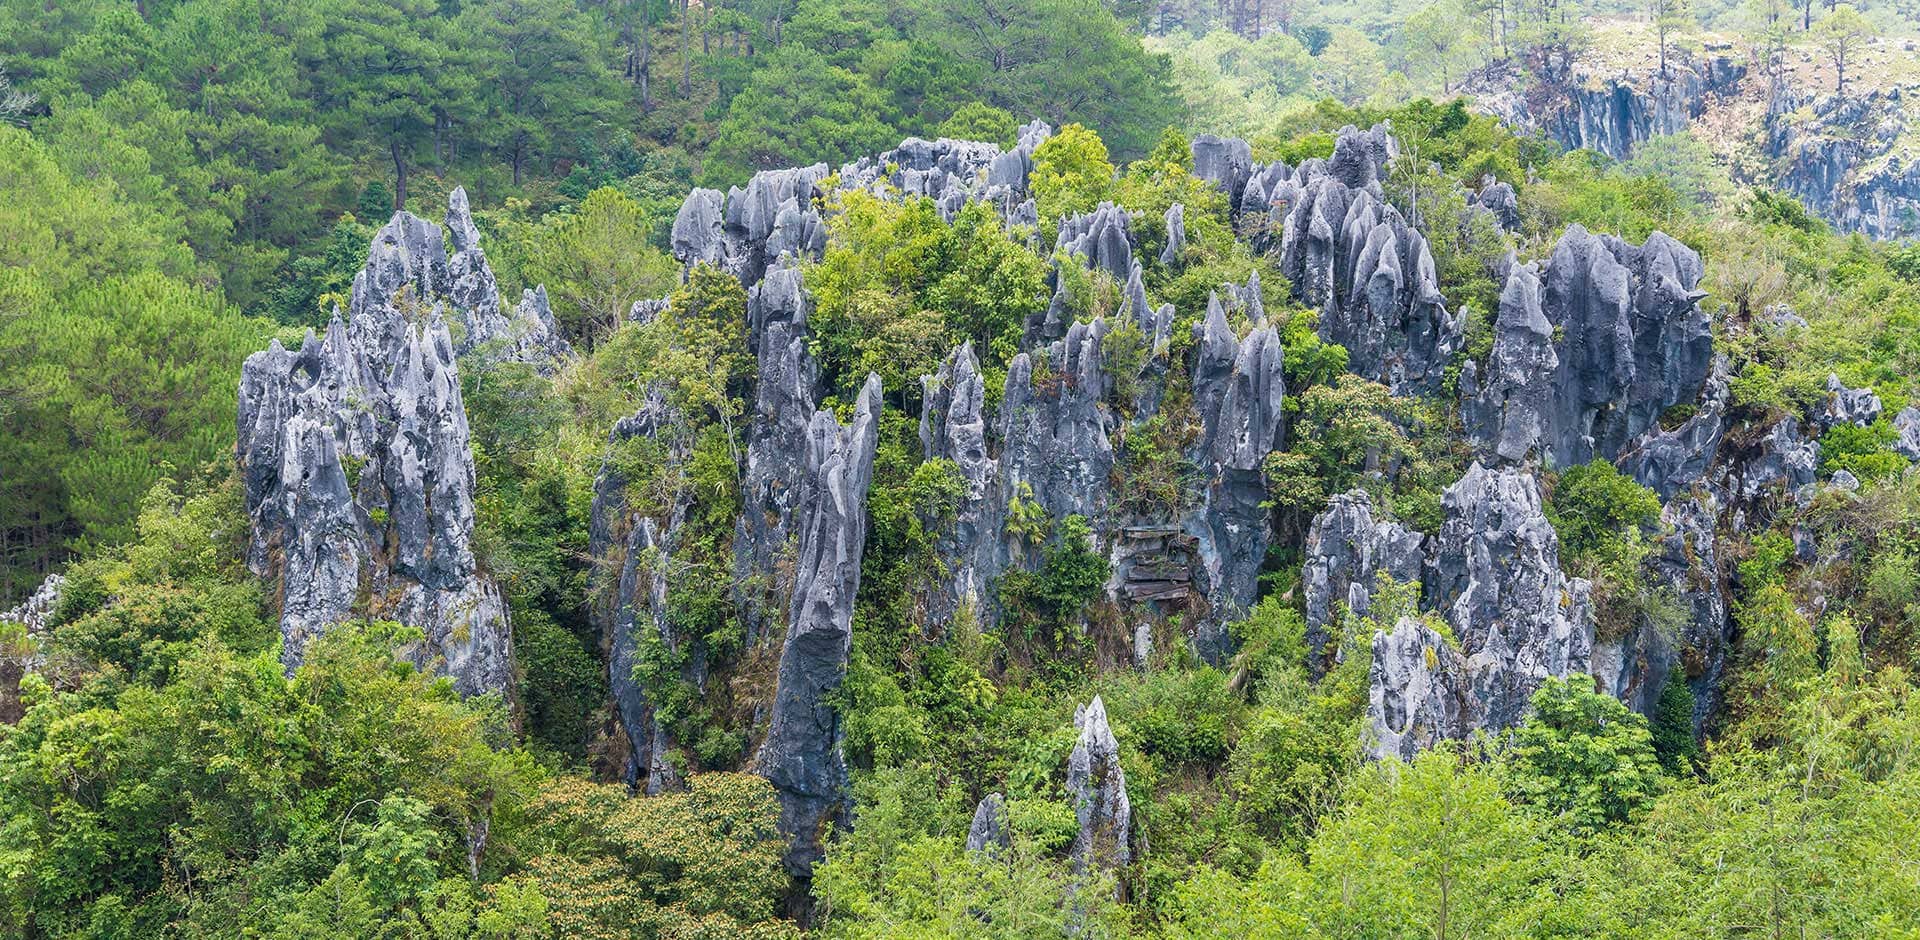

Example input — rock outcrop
[588,395,692,794]
[1464,55,1746,162]
[756,374,883,880]
[1358,463,1597,754]
[237,198,522,695]
[920,342,998,627]
[1229,125,1462,394]
[672,165,830,283]
[1,573,63,633]
[965,792,1011,856]
[735,263,824,642]
[1427,463,1595,731]
[838,123,1050,224]
[1067,696,1132,875]
[444,188,574,366]
[1816,373,1883,431]
[1183,299,1286,658]
[1302,490,1426,673]
[1895,407,1920,461]
[1766,84,1920,240]
[1462,225,1714,481]
[1367,616,1471,761]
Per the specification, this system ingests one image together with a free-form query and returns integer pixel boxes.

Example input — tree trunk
[512,135,524,186]
[391,139,408,212]
[680,0,692,96]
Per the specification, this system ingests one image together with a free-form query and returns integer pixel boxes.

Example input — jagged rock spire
[1067,696,1131,875]
[757,374,883,881]
[237,198,526,694]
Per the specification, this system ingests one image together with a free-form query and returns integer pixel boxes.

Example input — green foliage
[517,773,795,938]
[1548,460,1663,569]
[813,765,1126,937]
[998,515,1108,680]
[1030,122,1116,221]
[1649,670,1700,773]
[0,620,538,937]
[1501,676,1665,836]
[936,101,1017,145]
[1261,374,1454,531]
[497,187,681,345]
[1819,418,1907,482]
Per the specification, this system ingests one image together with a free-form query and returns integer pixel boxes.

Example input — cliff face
[1766,85,1920,240]
[1466,50,1916,240]
[237,190,568,695]
[1468,57,1747,162]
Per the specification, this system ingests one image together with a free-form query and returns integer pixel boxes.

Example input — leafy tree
[929,0,1178,158]
[1029,122,1116,222]
[1812,4,1874,95]
[457,0,625,185]
[1501,676,1665,836]
[505,186,681,344]
[937,101,1018,145]
[704,44,897,185]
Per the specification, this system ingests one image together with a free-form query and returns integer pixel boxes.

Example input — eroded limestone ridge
[237,189,566,695]
[756,374,883,880]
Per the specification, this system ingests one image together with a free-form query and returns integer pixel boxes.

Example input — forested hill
[6,1,1920,937]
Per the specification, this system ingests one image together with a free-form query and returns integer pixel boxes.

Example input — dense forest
[4,0,1920,936]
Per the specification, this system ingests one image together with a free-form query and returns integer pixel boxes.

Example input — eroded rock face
[839,123,1050,224]
[1183,296,1286,660]
[734,263,823,643]
[672,166,831,284]
[1816,373,1883,432]
[966,792,1011,856]
[1766,85,1920,240]
[1592,493,1728,729]
[445,188,574,367]
[1302,490,1426,674]
[1463,225,1714,479]
[1265,125,1462,394]
[238,202,515,695]
[1465,55,1745,163]
[1426,464,1595,732]
[1067,696,1131,875]
[588,396,692,794]
[920,342,998,627]
[1367,616,1471,762]
[757,374,883,880]
[2,573,64,633]
[1894,407,1920,461]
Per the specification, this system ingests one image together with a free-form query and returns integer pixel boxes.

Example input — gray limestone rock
[1738,416,1821,507]
[588,396,692,794]
[757,374,883,880]
[1895,407,1920,461]
[1067,696,1131,874]
[2,573,64,633]
[1303,490,1426,674]
[238,209,513,695]
[1191,134,1254,207]
[442,188,574,368]
[1182,298,1286,660]
[1274,125,1462,394]
[920,342,998,626]
[734,264,823,642]
[1464,225,1714,475]
[1471,175,1521,231]
[1816,373,1883,431]
[1160,203,1187,266]
[1426,464,1594,732]
[965,793,1011,856]
[1367,616,1472,762]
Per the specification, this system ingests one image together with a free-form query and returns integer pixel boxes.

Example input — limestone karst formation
[237,189,569,695]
